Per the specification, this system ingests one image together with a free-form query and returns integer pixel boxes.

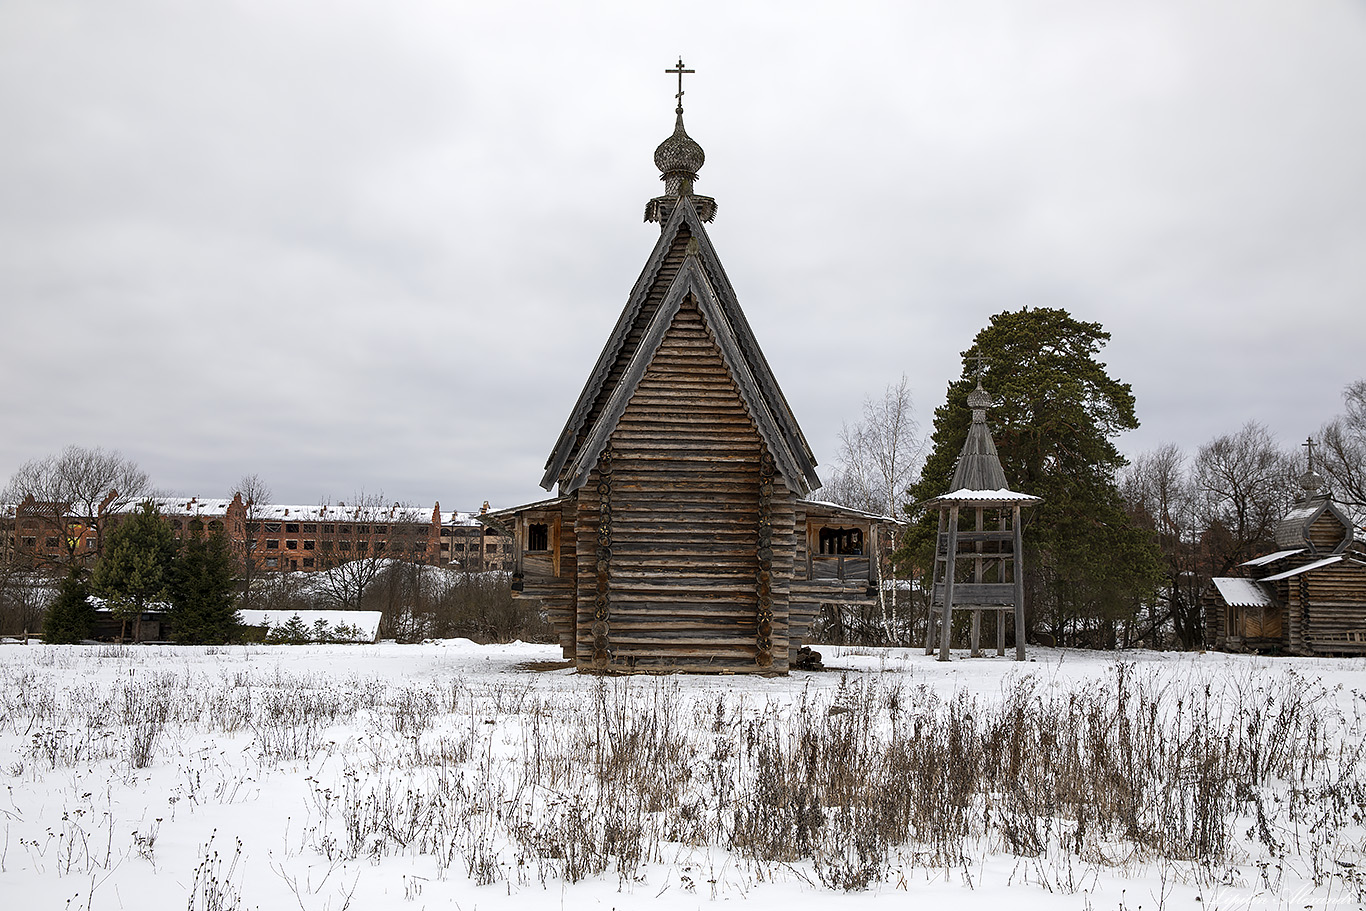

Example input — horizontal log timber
[932,582,1016,605]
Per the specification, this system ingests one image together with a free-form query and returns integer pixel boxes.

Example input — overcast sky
[2,0,1364,510]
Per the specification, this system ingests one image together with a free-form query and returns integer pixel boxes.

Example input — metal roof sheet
[1243,549,1305,567]
[1212,577,1276,607]
[1261,555,1344,581]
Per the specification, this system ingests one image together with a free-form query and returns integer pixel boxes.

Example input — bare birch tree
[233,474,272,610]
[820,375,924,642]
[2,445,150,568]
[1318,379,1366,524]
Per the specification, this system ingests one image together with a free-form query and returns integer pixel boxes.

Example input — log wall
[572,296,793,674]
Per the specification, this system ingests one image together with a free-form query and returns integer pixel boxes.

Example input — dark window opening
[818,527,864,555]
[286,540,298,550]
[266,539,279,550]
[285,523,299,533]
[303,540,315,550]
[303,558,315,568]
[528,523,549,552]
[264,523,281,533]
[302,523,315,532]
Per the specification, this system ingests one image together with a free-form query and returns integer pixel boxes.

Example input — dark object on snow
[791,646,824,671]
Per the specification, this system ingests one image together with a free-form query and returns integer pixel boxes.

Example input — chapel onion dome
[644,104,717,225]
[654,107,706,194]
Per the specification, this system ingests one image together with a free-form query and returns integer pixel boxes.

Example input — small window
[264,557,278,568]
[818,527,864,556]
[454,543,465,552]
[285,523,299,533]
[339,541,351,552]
[338,524,350,534]
[264,522,281,533]
[375,524,387,534]
[266,539,279,550]
[302,523,316,533]
[247,522,261,533]
[21,536,36,548]
[374,541,385,553]
[357,541,368,553]
[302,557,315,568]
[45,537,58,548]
[440,543,449,552]
[528,523,549,552]
[87,539,96,549]
[356,524,369,534]
[322,524,334,534]
[286,540,298,550]
[303,540,315,550]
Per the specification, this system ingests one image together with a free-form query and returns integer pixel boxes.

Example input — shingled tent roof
[539,195,820,496]
[926,379,1039,506]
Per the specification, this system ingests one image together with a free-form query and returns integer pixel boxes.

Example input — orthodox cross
[1303,436,1317,471]
[666,58,694,109]
[967,354,990,380]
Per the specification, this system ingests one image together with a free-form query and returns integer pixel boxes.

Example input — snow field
[1,642,1365,910]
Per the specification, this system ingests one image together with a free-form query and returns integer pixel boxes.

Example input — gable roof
[540,196,819,495]
[1274,495,1354,553]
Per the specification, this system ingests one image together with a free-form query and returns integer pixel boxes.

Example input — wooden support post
[925,508,945,655]
[938,505,960,661]
[1013,504,1025,661]
[970,506,983,656]
[997,508,1007,656]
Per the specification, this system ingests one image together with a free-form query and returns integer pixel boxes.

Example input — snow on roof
[1243,549,1305,567]
[252,503,427,522]
[1212,578,1276,607]
[238,610,383,641]
[439,511,485,527]
[1261,556,1345,581]
[800,499,900,522]
[126,497,236,517]
[929,488,1042,504]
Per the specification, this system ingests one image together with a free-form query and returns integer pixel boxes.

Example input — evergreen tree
[92,500,177,642]
[44,564,95,643]
[902,307,1163,647]
[168,528,240,644]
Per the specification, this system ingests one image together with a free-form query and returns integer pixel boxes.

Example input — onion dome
[654,107,705,194]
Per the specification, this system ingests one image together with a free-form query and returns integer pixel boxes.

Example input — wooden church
[1205,446,1366,654]
[485,62,888,674]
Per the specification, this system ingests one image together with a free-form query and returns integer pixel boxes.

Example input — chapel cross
[968,355,991,380]
[666,58,695,110]
[1303,436,1317,472]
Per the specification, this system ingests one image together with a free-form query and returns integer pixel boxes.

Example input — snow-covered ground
[2,641,1364,910]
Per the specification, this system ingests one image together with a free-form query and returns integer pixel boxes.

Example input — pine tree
[168,529,240,644]
[44,564,95,643]
[92,500,177,642]
[902,307,1163,647]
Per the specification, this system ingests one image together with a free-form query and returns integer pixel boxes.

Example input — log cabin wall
[1302,564,1366,653]
[572,296,793,674]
